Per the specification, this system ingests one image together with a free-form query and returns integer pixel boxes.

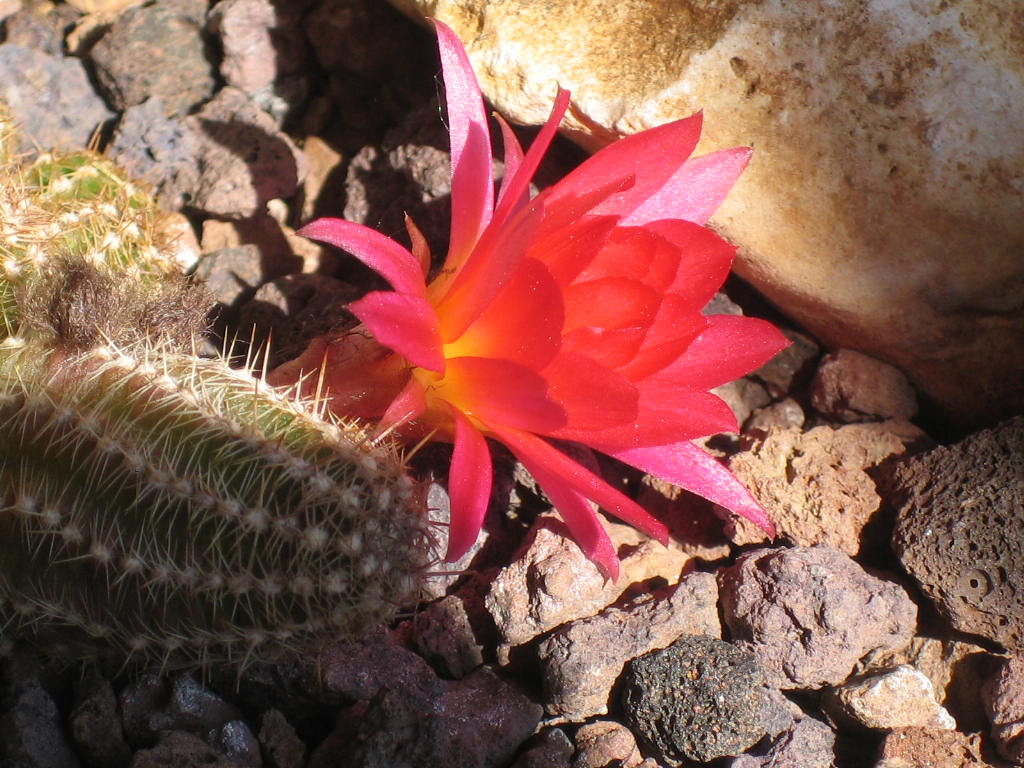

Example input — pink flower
[271,21,789,579]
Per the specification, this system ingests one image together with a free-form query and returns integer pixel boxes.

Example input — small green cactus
[0,137,434,667]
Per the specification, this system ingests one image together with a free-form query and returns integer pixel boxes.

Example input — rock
[751,329,820,398]
[510,728,574,768]
[728,711,836,768]
[70,670,132,768]
[312,628,446,704]
[866,636,1000,733]
[485,515,699,657]
[983,653,1024,765]
[727,423,920,555]
[811,349,919,423]
[0,0,22,23]
[257,710,305,768]
[712,377,771,427]
[876,728,994,768]
[129,731,247,768]
[891,416,1024,650]
[0,44,114,153]
[392,0,1024,427]
[119,673,243,749]
[321,666,542,768]
[824,665,956,731]
[746,398,805,433]
[719,546,918,689]
[0,654,80,768]
[208,721,261,768]
[108,97,203,211]
[411,594,486,679]
[2,2,80,54]
[89,0,213,116]
[183,87,308,218]
[572,721,644,768]
[207,0,311,124]
[536,572,721,721]
[620,635,770,765]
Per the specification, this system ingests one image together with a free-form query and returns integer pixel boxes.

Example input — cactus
[0,140,434,667]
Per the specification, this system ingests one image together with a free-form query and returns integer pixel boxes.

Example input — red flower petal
[642,220,736,307]
[298,218,427,298]
[615,296,709,381]
[563,276,661,332]
[610,440,775,535]
[495,113,526,210]
[449,257,564,370]
[658,314,791,390]
[517,457,621,580]
[543,353,639,432]
[623,146,752,226]
[379,376,428,431]
[349,291,445,373]
[562,326,646,369]
[444,406,494,561]
[434,20,494,266]
[442,356,566,433]
[489,424,668,544]
[550,113,704,220]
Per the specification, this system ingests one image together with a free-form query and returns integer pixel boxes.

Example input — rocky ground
[0,1,1022,767]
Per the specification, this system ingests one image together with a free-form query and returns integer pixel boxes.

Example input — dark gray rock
[257,710,306,768]
[119,673,243,749]
[891,415,1024,650]
[129,731,247,768]
[0,44,114,153]
[70,670,132,768]
[208,720,262,768]
[719,546,918,689]
[0,654,80,768]
[619,635,770,765]
[109,97,203,211]
[320,666,541,768]
[536,571,722,721]
[411,594,486,680]
[89,0,214,116]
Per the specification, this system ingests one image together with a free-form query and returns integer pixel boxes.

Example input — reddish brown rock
[536,572,721,720]
[720,546,918,689]
[877,728,996,768]
[811,349,919,422]
[572,721,644,768]
[891,416,1024,651]
[983,654,1024,764]
[727,422,921,555]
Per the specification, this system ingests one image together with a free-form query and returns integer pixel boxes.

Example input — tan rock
[390,0,1024,427]
[726,422,921,556]
[824,665,956,731]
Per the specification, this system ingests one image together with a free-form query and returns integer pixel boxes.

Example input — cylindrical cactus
[0,142,434,668]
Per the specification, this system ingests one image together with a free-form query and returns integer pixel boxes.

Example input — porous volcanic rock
[719,546,918,689]
[891,416,1024,650]
[390,0,1024,428]
[619,634,770,764]
[877,728,992,768]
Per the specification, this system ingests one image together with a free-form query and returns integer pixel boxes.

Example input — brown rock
[730,711,836,768]
[536,572,721,721]
[891,416,1024,650]
[130,731,247,768]
[391,0,1024,428]
[572,721,644,768]
[411,594,485,679]
[811,349,918,422]
[878,728,998,768]
[746,398,805,433]
[983,653,1024,765]
[720,546,918,689]
[727,422,920,555]
[485,516,696,657]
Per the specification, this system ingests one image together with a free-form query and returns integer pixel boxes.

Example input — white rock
[828,665,956,730]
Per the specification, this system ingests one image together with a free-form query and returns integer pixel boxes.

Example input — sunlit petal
[299,218,427,298]
[443,357,566,433]
[444,406,494,561]
[610,440,775,535]
[349,291,444,373]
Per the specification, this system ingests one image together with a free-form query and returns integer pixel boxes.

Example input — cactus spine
[0,122,433,667]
